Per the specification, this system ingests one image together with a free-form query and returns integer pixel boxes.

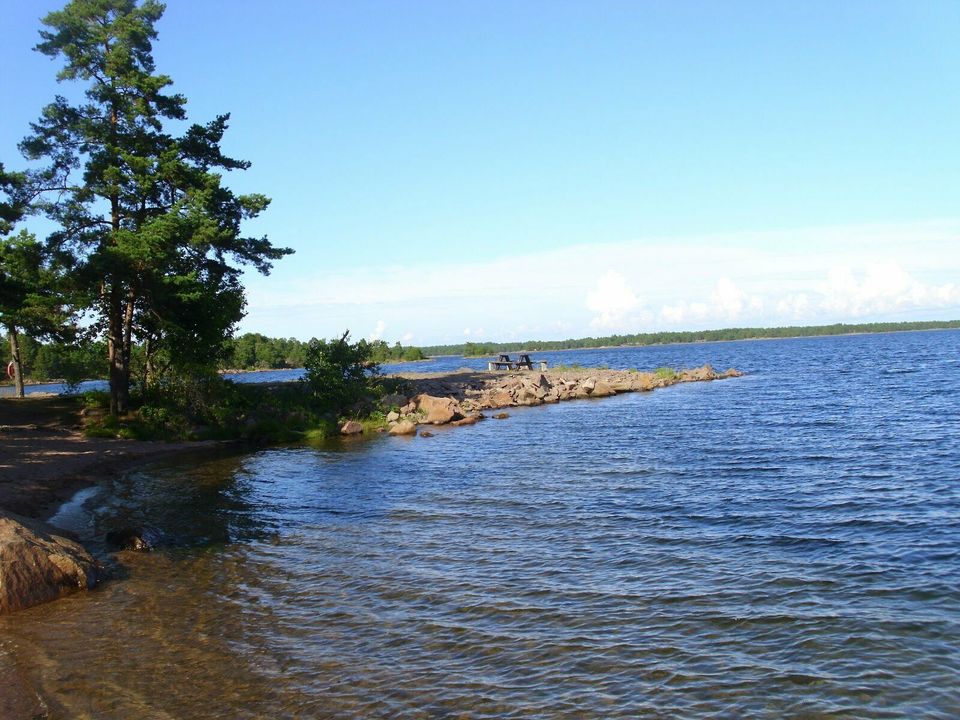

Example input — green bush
[303,331,379,414]
[82,390,110,409]
[654,367,678,380]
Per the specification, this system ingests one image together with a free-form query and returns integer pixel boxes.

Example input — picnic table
[486,353,548,371]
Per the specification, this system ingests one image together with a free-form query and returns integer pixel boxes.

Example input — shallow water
[3,331,959,718]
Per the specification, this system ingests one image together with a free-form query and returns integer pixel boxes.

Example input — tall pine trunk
[107,284,131,416]
[7,326,25,398]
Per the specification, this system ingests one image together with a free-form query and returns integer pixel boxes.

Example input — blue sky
[2,1,959,344]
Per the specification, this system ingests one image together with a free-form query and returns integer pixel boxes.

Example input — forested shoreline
[5,319,956,388]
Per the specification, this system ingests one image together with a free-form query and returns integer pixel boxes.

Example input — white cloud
[586,271,645,329]
[368,319,386,341]
[713,277,746,321]
[777,293,811,318]
[242,219,960,342]
[658,279,759,326]
[816,261,960,317]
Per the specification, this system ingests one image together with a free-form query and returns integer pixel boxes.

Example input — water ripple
[2,330,959,718]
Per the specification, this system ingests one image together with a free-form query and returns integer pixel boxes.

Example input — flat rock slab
[0,511,102,614]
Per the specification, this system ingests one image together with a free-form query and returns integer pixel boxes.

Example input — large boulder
[416,394,463,425]
[0,512,103,614]
[388,420,417,436]
[588,380,616,397]
[340,420,364,435]
[486,390,515,408]
[681,364,718,382]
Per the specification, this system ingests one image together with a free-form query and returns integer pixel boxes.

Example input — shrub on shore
[81,332,410,444]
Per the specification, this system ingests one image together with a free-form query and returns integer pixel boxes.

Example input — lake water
[2,331,958,718]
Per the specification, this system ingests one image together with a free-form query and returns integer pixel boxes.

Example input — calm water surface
[2,331,959,718]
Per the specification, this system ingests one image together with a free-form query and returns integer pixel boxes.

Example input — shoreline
[1,364,741,523]
[0,398,240,522]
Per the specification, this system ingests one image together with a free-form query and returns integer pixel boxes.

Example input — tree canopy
[20,0,291,413]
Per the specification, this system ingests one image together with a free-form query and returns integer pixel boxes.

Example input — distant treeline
[420,320,960,356]
[221,333,426,370]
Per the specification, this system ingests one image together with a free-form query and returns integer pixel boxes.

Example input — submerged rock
[105,526,164,552]
[0,511,103,614]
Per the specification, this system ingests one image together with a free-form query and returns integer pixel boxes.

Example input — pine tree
[20,0,291,414]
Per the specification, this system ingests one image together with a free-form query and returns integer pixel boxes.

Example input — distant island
[422,319,960,357]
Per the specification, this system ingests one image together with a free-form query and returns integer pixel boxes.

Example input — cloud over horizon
[242,220,960,344]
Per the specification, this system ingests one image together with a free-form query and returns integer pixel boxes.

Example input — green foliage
[23,339,106,384]
[0,163,27,236]
[368,340,427,364]
[220,334,427,372]
[654,367,678,380]
[303,331,378,414]
[222,333,310,370]
[82,390,110,409]
[461,341,499,357]
[552,363,584,372]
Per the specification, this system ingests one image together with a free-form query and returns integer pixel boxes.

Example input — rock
[631,373,656,391]
[589,380,616,397]
[385,411,400,423]
[105,525,164,552]
[388,420,417,436]
[420,430,435,437]
[681,364,718,382]
[340,420,364,435]
[493,412,510,420]
[487,390,514,408]
[515,386,538,404]
[451,414,480,427]
[533,373,551,389]
[723,368,743,378]
[380,393,407,409]
[0,512,103,614]
[416,394,463,425]
[400,402,416,414]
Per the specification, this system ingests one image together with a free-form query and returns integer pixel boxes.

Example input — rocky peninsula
[345,363,743,436]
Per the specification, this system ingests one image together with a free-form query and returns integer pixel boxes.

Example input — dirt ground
[0,395,222,520]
